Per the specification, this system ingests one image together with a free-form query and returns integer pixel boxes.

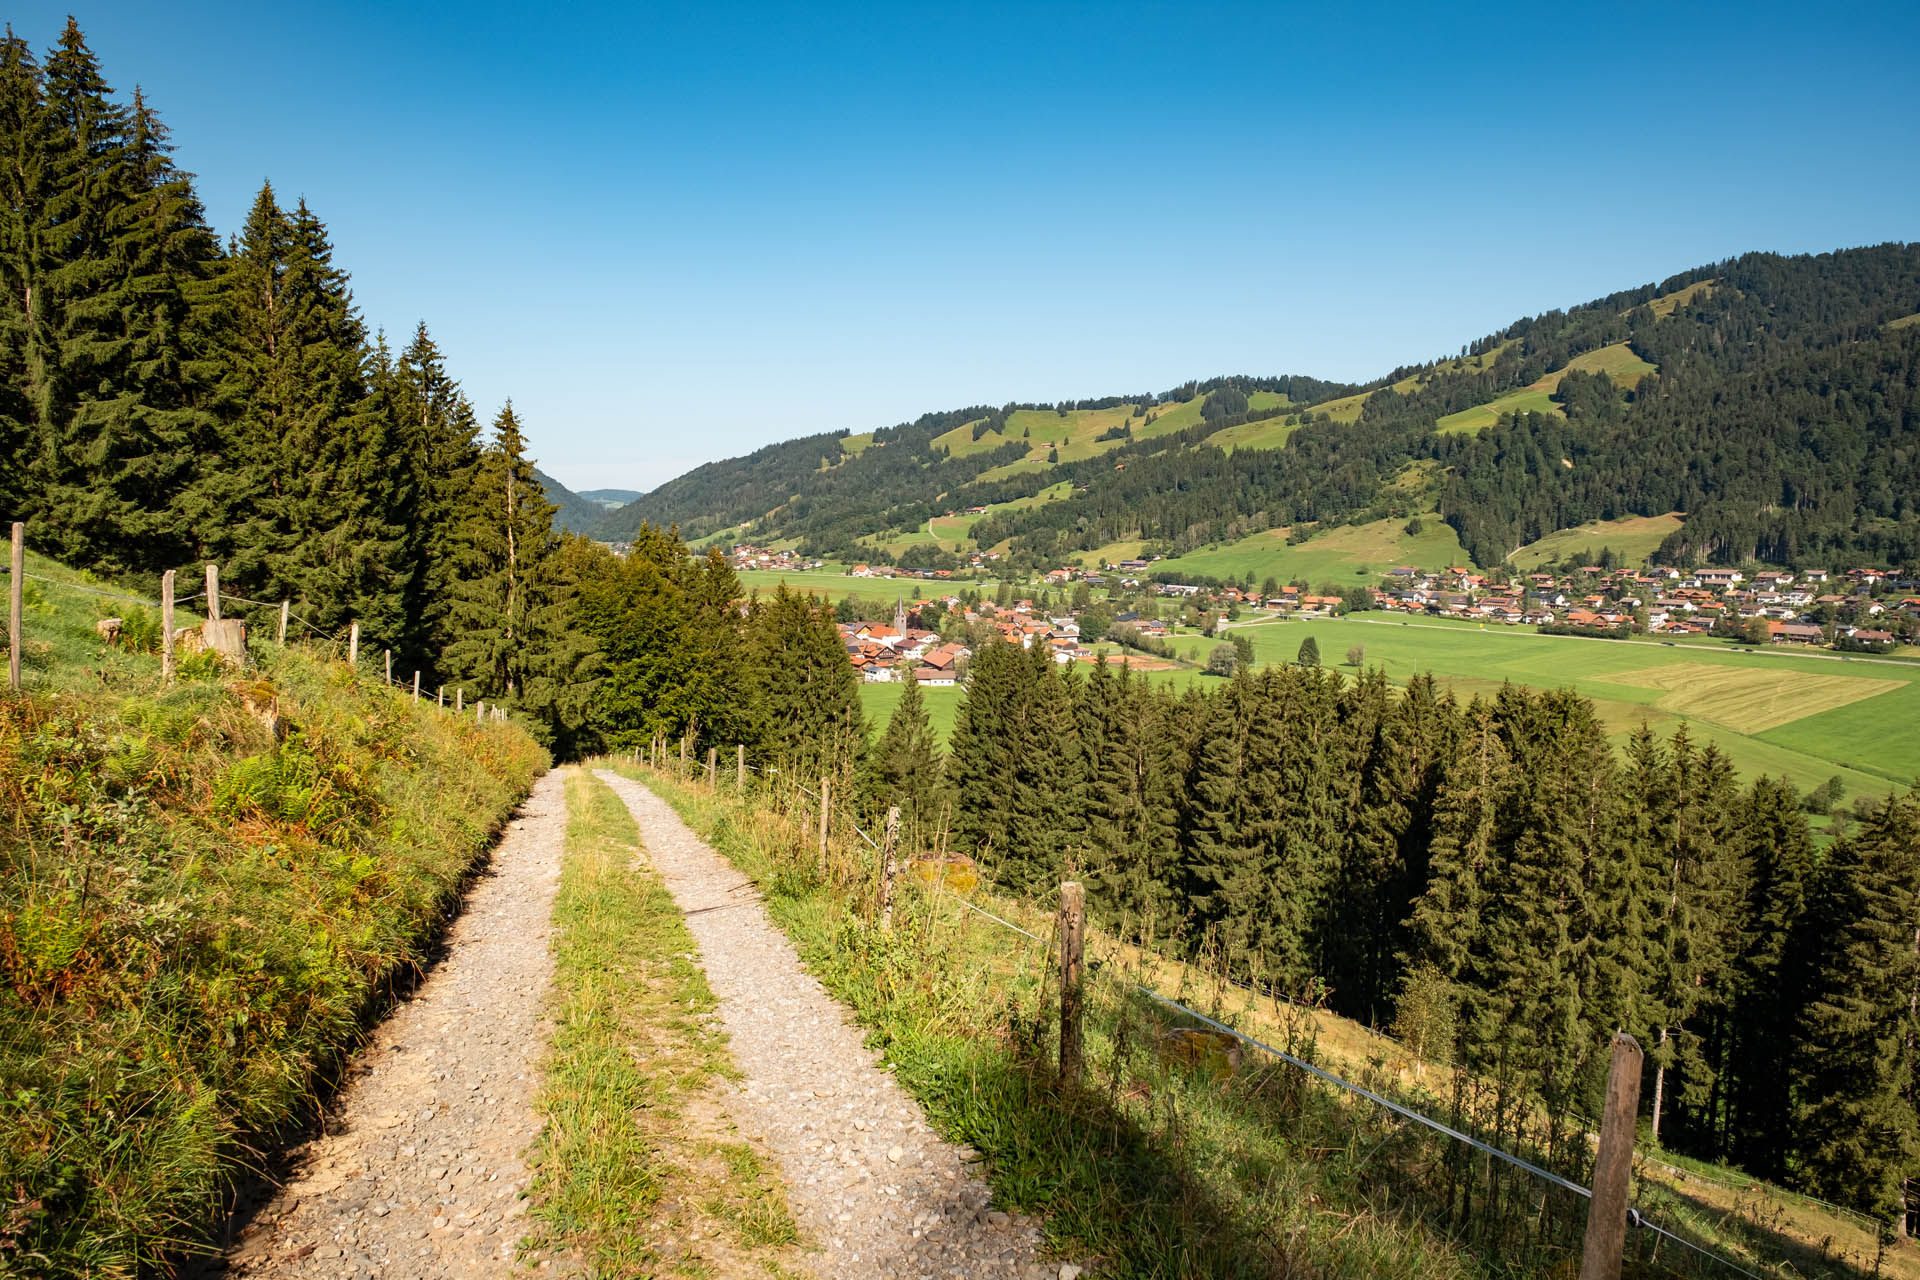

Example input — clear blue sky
[16,2,1920,491]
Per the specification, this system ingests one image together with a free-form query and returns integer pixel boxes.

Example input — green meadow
[859,680,964,744]
[1152,516,1467,585]
[1507,512,1685,570]
[1221,614,1919,795]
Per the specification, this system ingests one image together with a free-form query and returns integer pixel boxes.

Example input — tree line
[858,640,1920,1230]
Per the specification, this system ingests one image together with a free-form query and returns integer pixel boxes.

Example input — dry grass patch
[1602,663,1902,735]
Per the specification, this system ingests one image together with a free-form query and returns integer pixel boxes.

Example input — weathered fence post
[455,687,464,713]
[384,649,392,685]
[437,685,444,708]
[204,563,220,621]
[347,619,359,668]
[160,568,175,683]
[1579,1033,1644,1280]
[277,599,289,646]
[736,743,745,792]
[879,805,901,930]
[679,735,688,776]
[706,746,717,788]
[8,522,22,692]
[475,699,483,725]
[818,775,831,874]
[412,670,421,701]
[1059,881,1086,1081]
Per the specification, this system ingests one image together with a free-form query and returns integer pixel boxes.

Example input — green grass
[1507,512,1685,570]
[1153,516,1467,585]
[1888,312,1920,331]
[1222,614,1919,793]
[1303,389,1369,423]
[1649,279,1715,318]
[0,551,547,1274]
[858,680,963,744]
[1436,343,1657,435]
[1205,413,1303,454]
[624,767,1866,1279]
[527,769,802,1276]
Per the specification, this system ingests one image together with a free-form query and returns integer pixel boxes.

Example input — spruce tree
[387,321,480,664]
[1793,789,1920,1224]
[867,672,942,838]
[742,585,865,788]
[1296,634,1320,667]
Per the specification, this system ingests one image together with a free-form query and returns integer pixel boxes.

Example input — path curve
[594,770,1067,1280]
[228,769,568,1279]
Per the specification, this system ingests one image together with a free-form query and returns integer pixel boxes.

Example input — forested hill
[606,245,1920,573]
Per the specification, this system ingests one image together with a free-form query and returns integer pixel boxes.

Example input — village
[726,543,1920,682]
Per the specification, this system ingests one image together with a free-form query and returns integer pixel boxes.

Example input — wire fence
[636,749,1799,1280]
[4,549,508,723]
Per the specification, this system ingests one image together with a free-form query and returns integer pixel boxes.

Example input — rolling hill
[596,245,1920,576]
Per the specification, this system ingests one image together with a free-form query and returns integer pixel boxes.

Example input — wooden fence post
[1059,881,1086,1081]
[437,685,444,708]
[879,805,901,930]
[412,670,420,701]
[455,687,463,713]
[1579,1032,1644,1280]
[818,775,831,874]
[8,522,22,692]
[160,568,175,683]
[277,599,289,646]
[204,563,220,622]
[679,735,688,777]
[475,699,483,725]
[706,746,716,788]
[347,620,359,668]
[384,649,392,685]
[736,743,745,791]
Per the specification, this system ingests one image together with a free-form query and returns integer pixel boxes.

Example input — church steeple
[893,597,907,632]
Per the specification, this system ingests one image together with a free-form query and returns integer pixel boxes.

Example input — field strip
[1600,663,1903,734]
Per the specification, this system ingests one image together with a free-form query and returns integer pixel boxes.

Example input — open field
[1435,342,1657,434]
[858,680,963,744]
[1649,279,1716,317]
[1890,312,1920,330]
[1302,389,1369,422]
[1507,512,1685,569]
[1206,413,1302,453]
[1152,515,1467,585]
[1219,614,1920,793]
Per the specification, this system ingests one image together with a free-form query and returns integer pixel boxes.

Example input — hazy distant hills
[582,246,1920,571]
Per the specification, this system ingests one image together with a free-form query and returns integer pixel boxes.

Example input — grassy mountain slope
[0,552,547,1273]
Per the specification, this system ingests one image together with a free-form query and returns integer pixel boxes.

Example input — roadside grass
[623,764,1910,1280]
[615,764,1490,1279]
[527,769,803,1278]
[0,551,546,1275]
[1507,513,1685,570]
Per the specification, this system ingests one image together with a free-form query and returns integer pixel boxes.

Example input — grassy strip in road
[525,769,802,1278]
[620,764,1498,1280]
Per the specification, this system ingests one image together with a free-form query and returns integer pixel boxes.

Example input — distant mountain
[599,245,1920,573]
[535,469,608,536]
[578,488,643,509]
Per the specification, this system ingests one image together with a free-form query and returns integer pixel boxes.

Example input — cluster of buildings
[1370,564,1918,646]
[838,604,969,685]
[728,545,824,573]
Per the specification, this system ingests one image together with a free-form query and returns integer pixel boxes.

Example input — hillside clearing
[1600,662,1904,735]
[1153,515,1467,584]
[1508,512,1685,569]
[1435,342,1657,434]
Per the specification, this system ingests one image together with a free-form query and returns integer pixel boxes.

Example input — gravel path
[595,771,1074,1280]
[227,769,568,1280]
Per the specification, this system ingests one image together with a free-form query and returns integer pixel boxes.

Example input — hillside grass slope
[0,554,547,1274]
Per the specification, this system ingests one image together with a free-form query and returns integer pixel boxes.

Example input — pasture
[1507,512,1685,570]
[1221,614,1920,795]
[1152,516,1467,585]
[859,680,963,744]
[1435,342,1657,434]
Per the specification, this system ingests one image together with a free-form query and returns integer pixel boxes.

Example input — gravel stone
[596,771,1076,1279]
[226,771,567,1278]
